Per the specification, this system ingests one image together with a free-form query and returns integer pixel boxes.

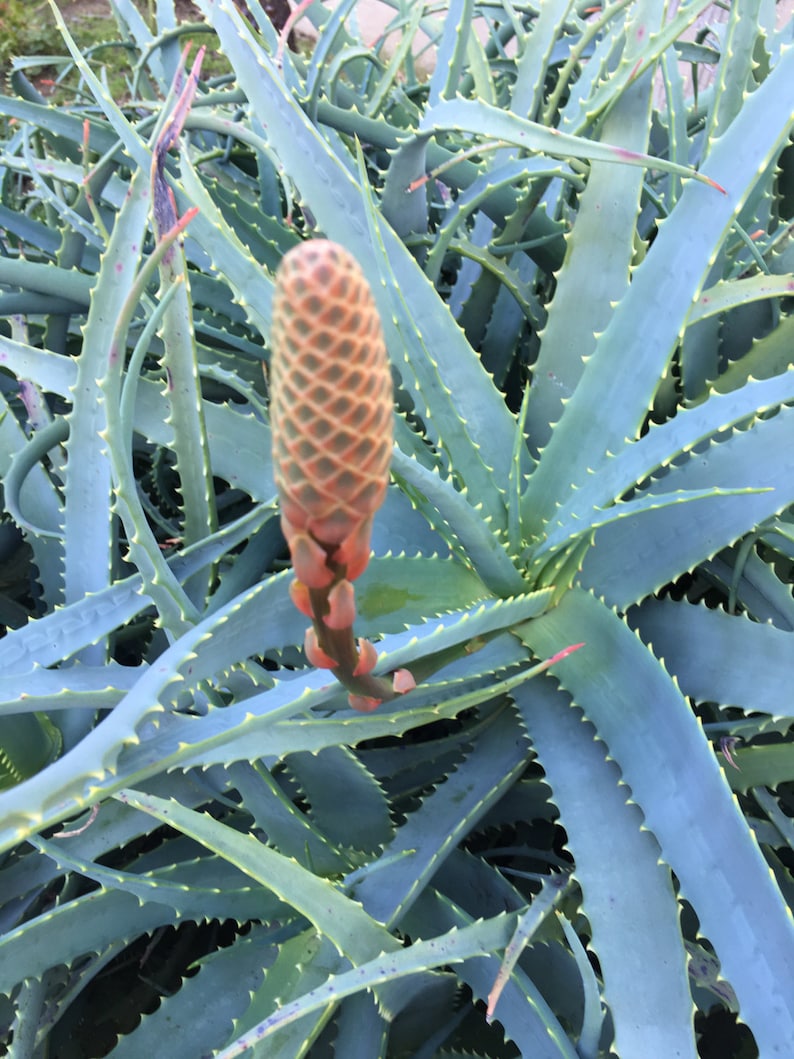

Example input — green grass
[0,0,229,99]
[0,1,63,69]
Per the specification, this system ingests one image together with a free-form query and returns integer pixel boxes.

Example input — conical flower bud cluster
[270,239,414,711]
[270,239,393,588]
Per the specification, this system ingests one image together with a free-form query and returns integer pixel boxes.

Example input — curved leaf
[515,679,694,1058]
[518,588,794,1056]
[522,43,794,538]
[630,597,794,712]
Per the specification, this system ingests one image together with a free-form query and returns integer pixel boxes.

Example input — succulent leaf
[519,587,794,1054]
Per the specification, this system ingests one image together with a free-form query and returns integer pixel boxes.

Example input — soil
[22,1,289,98]
[57,0,201,20]
[55,0,291,29]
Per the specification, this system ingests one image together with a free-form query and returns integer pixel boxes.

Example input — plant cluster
[0,1,793,1056]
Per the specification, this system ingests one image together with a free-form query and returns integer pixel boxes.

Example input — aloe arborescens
[270,239,414,710]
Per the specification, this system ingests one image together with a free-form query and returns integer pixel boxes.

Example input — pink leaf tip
[547,642,585,666]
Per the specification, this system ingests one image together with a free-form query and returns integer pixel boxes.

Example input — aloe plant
[0,0,792,1056]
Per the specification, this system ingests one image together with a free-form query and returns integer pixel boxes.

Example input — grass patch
[0,1,64,70]
[0,0,230,99]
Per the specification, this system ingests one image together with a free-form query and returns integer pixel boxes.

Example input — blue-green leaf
[518,587,794,1055]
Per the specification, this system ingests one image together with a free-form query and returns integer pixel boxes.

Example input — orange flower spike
[287,527,334,589]
[288,579,313,618]
[270,240,394,584]
[348,693,383,713]
[392,668,417,694]
[353,638,379,677]
[270,239,412,710]
[326,579,357,631]
[304,628,339,670]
